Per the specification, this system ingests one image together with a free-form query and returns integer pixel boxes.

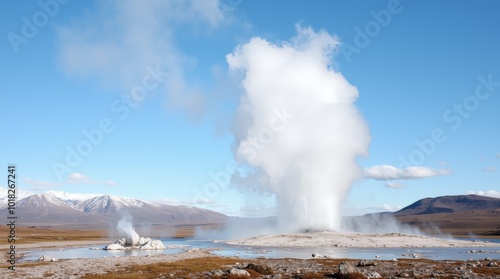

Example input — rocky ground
[219,257,500,279]
[2,249,215,279]
[3,249,499,278]
[2,228,499,278]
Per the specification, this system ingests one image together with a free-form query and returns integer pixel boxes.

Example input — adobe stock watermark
[7,0,70,54]
[341,0,404,63]
[51,65,168,181]
[397,74,499,169]
[192,107,295,204]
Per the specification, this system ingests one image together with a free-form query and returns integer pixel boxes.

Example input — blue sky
[1,0,499,216]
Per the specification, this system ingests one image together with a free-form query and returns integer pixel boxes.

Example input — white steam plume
[228,25,370,232]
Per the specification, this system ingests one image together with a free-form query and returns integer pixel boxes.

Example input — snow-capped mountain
[45,190,100,207]
[73,194,153,214]
[0,189,227,226]
[15,194,102,224]
[0,186,34,207]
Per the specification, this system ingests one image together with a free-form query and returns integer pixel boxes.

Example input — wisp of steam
[106,215,166,250]
[228,26,370,232]
[117,215,140,246]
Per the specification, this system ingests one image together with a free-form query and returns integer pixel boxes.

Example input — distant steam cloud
[227,25,370,232]
[364,165,451,180]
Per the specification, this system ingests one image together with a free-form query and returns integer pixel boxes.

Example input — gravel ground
[5,253,499,279]
[2,249,216,279]
[215,257,500,279]
[3,235,499,279]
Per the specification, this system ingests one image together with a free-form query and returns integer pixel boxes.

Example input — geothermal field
[4,1,500,279]
[2,224,500,278]
[4,24,500,279]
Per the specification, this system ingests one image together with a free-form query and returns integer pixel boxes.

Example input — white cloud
[467,190,500,198]
[385,181,406,189]
[482,166,497,172]
[364,165,451,180]
[23,173,117,189]
[104,181,117,186]
[437,161,448,166]
[67,172,92,184]
[497,153,500,158]
[67,172,117,186]
[57,0,229,120]
[22,178,63,189]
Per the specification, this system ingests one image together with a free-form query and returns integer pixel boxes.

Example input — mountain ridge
[394,194,500,216]
[392,194,500,237]
[2,189,499,236]
[0,189,227,226]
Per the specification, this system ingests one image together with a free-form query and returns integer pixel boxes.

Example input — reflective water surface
[22,237,500,262]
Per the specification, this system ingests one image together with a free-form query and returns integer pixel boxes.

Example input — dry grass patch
[15,227,109,244]
[0,261,51,269]
[472,265,500,277]
[83,257,243,279]
[337,273,367,279]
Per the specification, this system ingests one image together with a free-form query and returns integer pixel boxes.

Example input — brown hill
[395,195,500,216]
[394,195,500,237]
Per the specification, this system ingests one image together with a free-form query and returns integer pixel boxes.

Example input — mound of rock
[103,243,125,250]
[139,239,166,250]
[104,235,166,250]
[38,255,58,262]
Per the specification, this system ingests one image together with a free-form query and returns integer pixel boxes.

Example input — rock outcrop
[104,235,166,250]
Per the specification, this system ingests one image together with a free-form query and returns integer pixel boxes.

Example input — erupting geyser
[105,216,166,250]
[228,26,370,232]
[117,215,140,246]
